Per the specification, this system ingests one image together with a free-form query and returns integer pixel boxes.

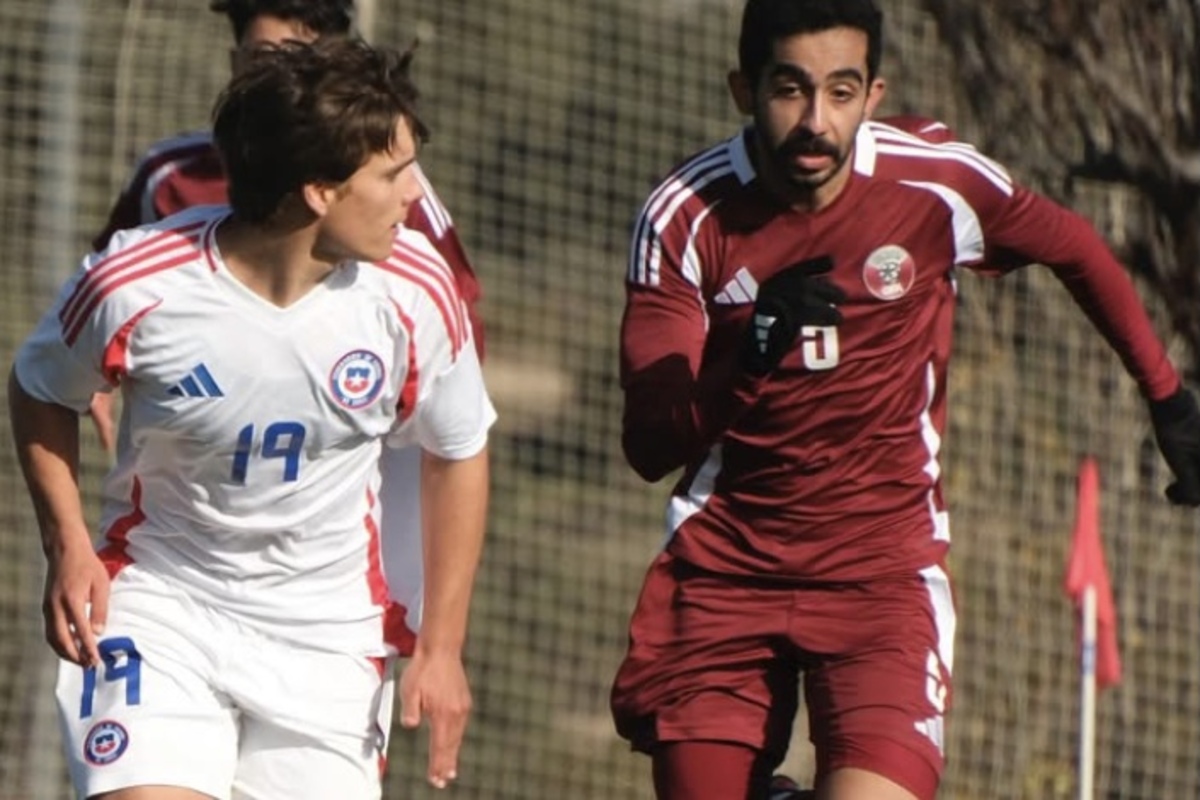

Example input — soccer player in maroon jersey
[88,0,484,450]
[610,1,1200,799]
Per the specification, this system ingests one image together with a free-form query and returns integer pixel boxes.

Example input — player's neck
[215,214,339,309]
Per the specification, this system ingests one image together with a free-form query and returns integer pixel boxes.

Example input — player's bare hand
[398,648,472,789]
[43,544,109,667]
[87,392,117,453]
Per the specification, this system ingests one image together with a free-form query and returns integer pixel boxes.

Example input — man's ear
[728,69,755,116]
[302,182,338,218]
[864,77,887,120]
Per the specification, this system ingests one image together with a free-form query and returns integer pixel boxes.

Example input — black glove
[1149,387,1200,506]
[742,256,844,377]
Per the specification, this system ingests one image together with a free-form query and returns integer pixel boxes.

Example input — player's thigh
[611,553,799,759]
[231,645,391,800]
[57,570,238,800]
[799,572,952,800]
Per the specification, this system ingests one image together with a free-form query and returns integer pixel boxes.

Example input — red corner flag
[1064,456,1122,688]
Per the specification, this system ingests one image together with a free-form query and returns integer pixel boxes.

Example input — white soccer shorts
[56,566,394,799]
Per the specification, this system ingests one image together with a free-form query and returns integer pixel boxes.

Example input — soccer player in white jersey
[10,37,493,800]
[87,0,487,657]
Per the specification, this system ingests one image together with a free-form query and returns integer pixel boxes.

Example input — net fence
[1,1,1198,798]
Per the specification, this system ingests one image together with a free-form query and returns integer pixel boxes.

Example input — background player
[610,1,1200,798]
[88,0,484,654]
[10,37,493,798]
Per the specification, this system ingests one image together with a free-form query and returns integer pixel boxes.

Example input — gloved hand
[742,256,844,377]
[1149,387,1200,506]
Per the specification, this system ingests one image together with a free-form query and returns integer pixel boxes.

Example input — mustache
[777,133,839,159]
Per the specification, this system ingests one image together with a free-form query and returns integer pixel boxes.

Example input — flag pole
[1078,584,1097,800]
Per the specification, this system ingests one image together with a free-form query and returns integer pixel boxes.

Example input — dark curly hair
[738,0,883,83]
[209,0,354,43]
[213,38,429,222]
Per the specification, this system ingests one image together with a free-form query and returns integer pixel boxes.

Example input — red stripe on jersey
[363,488,390,609]
[63,250,199,346]
[392,239,468,345]
[364,488,417,655]
[391,301,420,423]
[62,221,206,326]
[374,246,464,357]
[98,476,144,579]
[383,603,417,657]
[102,302,161,385]
[368,656,386,679]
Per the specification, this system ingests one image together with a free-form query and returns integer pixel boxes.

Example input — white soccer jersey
[15,205,495,657]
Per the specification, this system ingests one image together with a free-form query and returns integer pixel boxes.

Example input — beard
[754,114,854,195]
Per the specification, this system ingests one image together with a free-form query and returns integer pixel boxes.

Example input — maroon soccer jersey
[621,119,1178,582]
[94,131,486,356]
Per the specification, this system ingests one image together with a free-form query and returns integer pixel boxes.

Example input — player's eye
[829,86,858,103]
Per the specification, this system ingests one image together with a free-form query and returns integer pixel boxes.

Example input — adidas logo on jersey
[167,364,224,398]
[714,267,758,305]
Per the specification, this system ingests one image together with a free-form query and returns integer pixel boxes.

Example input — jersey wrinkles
[16,205,495,657]
[621,120,1177,582]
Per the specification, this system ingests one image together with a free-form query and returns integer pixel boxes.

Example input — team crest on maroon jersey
[329,350,386,409]
[862,245,916,301]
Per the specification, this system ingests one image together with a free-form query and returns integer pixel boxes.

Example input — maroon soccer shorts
[610,552,955,800]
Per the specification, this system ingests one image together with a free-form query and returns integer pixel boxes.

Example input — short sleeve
[13,260,118,412]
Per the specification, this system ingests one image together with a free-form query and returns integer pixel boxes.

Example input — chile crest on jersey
[329,349,386,410]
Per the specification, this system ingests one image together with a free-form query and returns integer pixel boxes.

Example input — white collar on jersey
[730,128,758,186]
[853,123,878,176]
[732,124,880,184]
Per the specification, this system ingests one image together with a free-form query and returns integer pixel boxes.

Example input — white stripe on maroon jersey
[871,128,1013,196]
[630,147,728,284]
[413,168,451,238]
[680,205,716,291]
[873,126,1013,191]
[899,180,987,266]
[870,120,1007,171]
[125,132,214,223]
[141,154,207,223]
[629,145,733,286]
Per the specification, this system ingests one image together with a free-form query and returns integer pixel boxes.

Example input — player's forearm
[417,447,489,656]
[1046,237,1179,400]
[621,353,761,482]
[7,369,91,558]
